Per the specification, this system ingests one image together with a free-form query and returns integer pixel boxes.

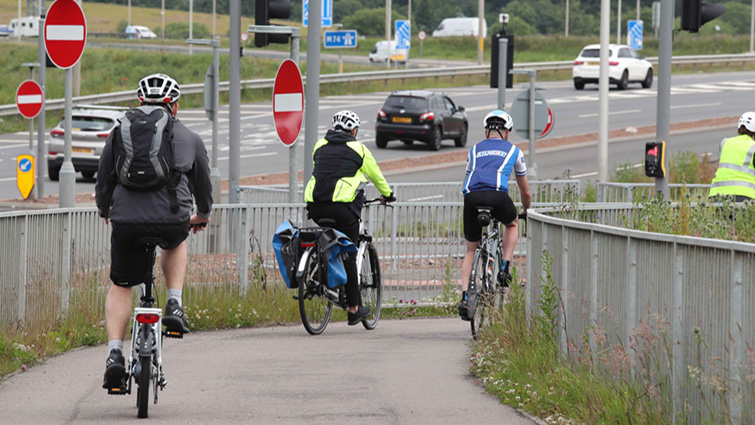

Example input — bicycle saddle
[318,218,337,228]
[475,207,493,227]
[134,236,167,249]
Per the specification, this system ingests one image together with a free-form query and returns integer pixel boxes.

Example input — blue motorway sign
[395,20,410,50]
[627,20,643,50]
[303,0,333,28]
[323,30,358,48]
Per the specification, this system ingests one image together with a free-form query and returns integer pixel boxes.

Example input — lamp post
[333,23,343,73]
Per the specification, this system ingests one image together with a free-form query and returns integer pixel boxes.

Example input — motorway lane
[386,126,731,185]
[0,318,538,425]
[0,71,751,200]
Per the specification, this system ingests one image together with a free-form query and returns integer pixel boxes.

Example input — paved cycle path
[0,317,538,425]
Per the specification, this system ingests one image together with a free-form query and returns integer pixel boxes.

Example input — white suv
[572,44,653,90]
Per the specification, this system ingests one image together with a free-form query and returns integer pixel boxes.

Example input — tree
[342,8,402,37]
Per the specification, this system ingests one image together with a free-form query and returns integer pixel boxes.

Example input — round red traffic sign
[44,0,87,69]
[16,80,43,119]
[272,59,304,147]
[418,30,426,41]
[538,107,554,139]
[241,32,249,42]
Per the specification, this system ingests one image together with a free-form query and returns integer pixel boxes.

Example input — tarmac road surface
[0,317,539,425]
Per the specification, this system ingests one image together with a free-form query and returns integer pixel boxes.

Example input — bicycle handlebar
[365,197,395,207]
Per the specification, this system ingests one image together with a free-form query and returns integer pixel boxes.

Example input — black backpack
[100,105,180,216]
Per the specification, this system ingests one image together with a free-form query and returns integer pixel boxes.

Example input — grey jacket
[95,112,213,224]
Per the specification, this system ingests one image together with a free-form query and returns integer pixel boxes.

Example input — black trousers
[306,202,360,307]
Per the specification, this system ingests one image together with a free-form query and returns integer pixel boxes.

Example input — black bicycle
[295,198,385,335]
[468,209,526,339]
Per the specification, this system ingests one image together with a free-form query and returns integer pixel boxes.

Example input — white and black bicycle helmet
[483,109,514,132]
[332,110,361,131]
[739,111,755,132]
[137,73,181,104]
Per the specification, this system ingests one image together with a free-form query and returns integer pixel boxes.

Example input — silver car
[47,106,126,181]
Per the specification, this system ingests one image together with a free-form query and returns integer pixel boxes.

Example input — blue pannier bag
[273,220,356,289]
[272,220,299,288]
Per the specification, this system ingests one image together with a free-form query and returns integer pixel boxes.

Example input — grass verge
[471,259,671,424]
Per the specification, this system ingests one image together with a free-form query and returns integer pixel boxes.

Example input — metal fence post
[239,206,251,295]
[589,229,599,361]
[626,237,638,365]
[672,242,685,424]
[391,204,398,271]
[730,251,745,423]
[17,215,28,323]
[61,212,72,317]
[525,216,533,318]
[560,225,569,355]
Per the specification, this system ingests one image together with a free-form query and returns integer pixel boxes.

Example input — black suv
[375,90,468,151]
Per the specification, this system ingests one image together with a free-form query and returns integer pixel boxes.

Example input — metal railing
[0,201,529,329]
[525,207,755,424]
[3,53,754,116]
[237,180,581,205]
[596,182,712,203]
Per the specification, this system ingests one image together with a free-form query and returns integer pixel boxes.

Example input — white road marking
[572,163,642,179]
[670,102,721,110]
[218,152,276,160]
[578,109,641,118]
[0,144,27,150]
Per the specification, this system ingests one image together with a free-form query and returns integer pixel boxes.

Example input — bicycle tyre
[470,250,490,339]
[361,243,382,330]
[136,325,151,418]
[297,248,333,335]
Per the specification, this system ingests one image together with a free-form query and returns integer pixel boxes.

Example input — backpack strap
[167,171,181,214]
[98,125,120,218]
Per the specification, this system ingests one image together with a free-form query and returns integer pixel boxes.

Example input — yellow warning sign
[17,154,35,200]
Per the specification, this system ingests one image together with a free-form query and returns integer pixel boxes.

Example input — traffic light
[645,141,666,178]
[490,33,514,89]
[254,0,291,47]
[681,0,725,33]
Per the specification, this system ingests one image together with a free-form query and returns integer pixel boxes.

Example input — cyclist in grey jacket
[96,73,213,390]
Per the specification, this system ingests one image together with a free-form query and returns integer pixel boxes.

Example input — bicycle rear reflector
[136,313,160,324]
[645,141,666,178]
[300,241,315,248]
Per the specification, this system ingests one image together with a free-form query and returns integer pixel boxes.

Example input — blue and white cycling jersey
[462,138,527,195]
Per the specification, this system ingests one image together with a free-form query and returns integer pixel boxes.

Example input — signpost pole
[304,0,322,197]
[229,0,241,203]
[289,28,300,203]
[59,68,75,208]
[37,15,45,199]
[655,0,672,198]
[527,71,538,180]
[26,65,37,200]
[212,41,221,203]
[498,37,507,109]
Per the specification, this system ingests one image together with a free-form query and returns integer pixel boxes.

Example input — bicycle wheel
[470,250,491,339]
[136,325,151,418]
[361,243,382,330]
[297,249,333,335]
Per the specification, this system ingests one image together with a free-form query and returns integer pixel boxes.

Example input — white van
[9,17,40,37]
[432,17,486,38]
[125,25,158,40]
[368,40,408,64]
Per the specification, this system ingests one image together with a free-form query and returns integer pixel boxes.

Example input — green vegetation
[472,258,671,424]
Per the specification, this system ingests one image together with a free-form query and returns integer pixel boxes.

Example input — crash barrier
[526,205,755,424]
[237,180,581,205]
[596,182,712,203]
[0,202,529,329]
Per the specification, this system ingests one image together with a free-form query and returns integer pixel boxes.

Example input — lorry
[368,40,408,64]
[432,17,486,38]
[9,17,39,37]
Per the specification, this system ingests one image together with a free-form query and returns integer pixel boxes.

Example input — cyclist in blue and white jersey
[458,110,531,320]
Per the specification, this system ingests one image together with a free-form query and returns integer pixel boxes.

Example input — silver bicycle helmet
[136,73,181,104]
[332,110,361,131]
[739,111,755,132]
[483,109,513,132]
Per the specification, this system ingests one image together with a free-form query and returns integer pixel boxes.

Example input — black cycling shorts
[110,222,190,287]
[463,190,517,242]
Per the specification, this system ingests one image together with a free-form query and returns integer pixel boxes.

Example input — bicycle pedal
[163,330,184,339]
[158,378,168,390]
[292,295,299,300]
[107,384,129,395]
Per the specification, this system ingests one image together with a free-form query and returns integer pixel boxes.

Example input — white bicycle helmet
[739,111,755,132]
[332,110,361,131]
[483,109,514,132]
[137,73,181,104]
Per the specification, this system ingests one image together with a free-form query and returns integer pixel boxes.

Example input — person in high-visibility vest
[709,112,755,202]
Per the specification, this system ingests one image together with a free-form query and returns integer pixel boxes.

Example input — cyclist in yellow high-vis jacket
[710,112,755,202]
[305,110,396,325]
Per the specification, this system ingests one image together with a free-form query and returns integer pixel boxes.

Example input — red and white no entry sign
[16,80,43,119]
[44,0,87,69]
[538,107,554,139]
[272,59,304,147]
